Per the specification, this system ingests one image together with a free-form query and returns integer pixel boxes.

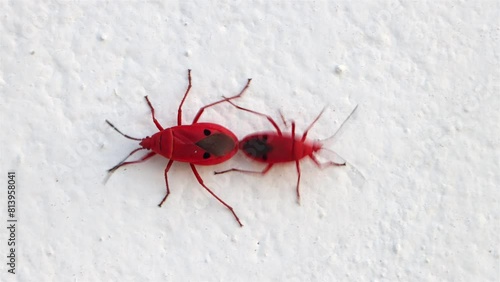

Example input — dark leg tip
[158,195,168,207]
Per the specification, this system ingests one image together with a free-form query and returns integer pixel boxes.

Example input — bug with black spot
[215,100,358,204]
[106,70,251,227]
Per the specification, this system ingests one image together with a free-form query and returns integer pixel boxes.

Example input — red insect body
[239,133,321,164]
[139,123,238,165]
[215,101,357,203]
[106,70,251,227]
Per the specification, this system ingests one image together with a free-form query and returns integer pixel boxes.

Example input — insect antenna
[316,147,347,164]
[319,147,338,154]
[103,120,146,184]
[316,146,366,185]
[105,120,142,141]
[320,104,359,143]
[315,104,366,185]
[103,147,147,184]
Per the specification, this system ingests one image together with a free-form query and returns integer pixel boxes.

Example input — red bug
[215,100,358,203]
[106,70,251,227]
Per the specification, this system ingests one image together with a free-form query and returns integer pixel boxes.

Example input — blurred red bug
[215,100,358,203]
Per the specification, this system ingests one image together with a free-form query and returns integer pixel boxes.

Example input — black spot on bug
[196,133,236,157]
[203,152,210,159]
[204,129,211,136]
[241,136,272,159]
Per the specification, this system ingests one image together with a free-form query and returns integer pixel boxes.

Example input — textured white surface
[1,1,499,281]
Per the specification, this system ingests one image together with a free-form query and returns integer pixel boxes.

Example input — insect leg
[301,107,326,142]
[190,164,243,227]
[177,69,193,126]
[158,160,175,207]
[309,154,346,168]
[191,78,252,124]
[224,100,282,136]
[144,96,164,131]
[295,160,302,204]
[108,150,156,173]
[320,105,359,143]
[288,121,303,204]
[214,163,274,175]
[279,110,289,127]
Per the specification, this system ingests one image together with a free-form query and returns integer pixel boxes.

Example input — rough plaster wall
[1,1,499,281]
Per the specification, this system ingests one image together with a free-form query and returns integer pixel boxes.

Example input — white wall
[1,1,498,281]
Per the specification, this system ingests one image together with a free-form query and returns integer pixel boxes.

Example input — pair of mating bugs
[106,70,357,227]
